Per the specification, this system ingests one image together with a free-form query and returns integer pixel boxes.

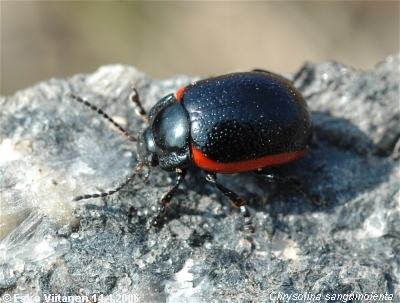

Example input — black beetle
[68,70,313,233]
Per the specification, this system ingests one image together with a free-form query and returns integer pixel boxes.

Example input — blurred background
[1,1,399,96]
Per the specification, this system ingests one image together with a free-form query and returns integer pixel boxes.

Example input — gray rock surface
[1,55,399,302]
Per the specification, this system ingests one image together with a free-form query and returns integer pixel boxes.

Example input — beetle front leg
[148,167,188,229]
[205,172,255,234]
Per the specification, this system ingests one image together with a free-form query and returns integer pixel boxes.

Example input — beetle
[67,70,313,233]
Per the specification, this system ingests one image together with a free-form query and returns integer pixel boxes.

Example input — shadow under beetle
[68,70,313,233]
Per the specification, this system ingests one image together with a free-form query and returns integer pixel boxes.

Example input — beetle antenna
[72,162,146,201]
[65,92,137,142]
[129,88,148,123]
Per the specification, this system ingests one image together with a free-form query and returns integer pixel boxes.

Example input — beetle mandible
[68,70,313,233]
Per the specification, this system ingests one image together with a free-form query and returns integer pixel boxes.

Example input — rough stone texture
[0,54,399,303]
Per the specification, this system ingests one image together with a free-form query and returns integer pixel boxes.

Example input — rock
[1,55,398,302]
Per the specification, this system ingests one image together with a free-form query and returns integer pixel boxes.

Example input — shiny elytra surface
[179,72,312,172]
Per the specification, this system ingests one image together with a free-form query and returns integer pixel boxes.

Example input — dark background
[1,1,399,96]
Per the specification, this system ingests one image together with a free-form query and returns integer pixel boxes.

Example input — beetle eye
[150,154,159,167]
[137,128,158,166]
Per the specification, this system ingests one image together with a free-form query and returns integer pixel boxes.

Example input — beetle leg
[205,172,255,234]
[252,171,327,207]
[149,167,188,229]
[142,163,151,183]
[129,88,148,123]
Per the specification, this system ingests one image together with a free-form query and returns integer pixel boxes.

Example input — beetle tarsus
[205,172,255,233]
[148,167,188,229]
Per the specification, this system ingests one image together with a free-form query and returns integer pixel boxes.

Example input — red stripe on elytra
[191,145,308,174]
[176,86,187,103]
